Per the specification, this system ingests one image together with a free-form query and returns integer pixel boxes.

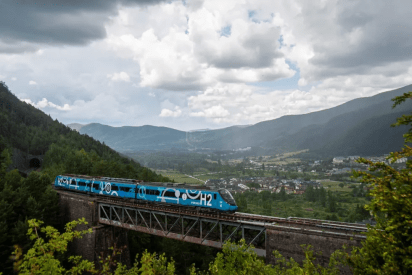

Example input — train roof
[61,174,213,191]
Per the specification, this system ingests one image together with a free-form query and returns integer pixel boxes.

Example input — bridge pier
[57,190,365,273]
[266,225,362,273]
[93,225,131,269]
[58,192,130,268]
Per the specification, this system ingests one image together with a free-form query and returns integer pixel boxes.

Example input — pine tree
[346,91,412,274]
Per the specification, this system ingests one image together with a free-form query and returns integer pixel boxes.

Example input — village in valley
[136,149,405,222]
[196,153,408,195]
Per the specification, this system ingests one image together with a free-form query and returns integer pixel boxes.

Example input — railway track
[56,188,368,234]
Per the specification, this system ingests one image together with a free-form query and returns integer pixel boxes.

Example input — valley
[133,149,394,223]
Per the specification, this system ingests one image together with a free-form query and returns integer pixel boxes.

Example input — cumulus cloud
[28,80,37,85]
[0,0,167,53]
[107,71,130,82]
[188,84,260,123]
[190,105,230,118]
[68,94,126,120]
[22,98,71,111]
[186,83,347,125]
[108,29,209,91]
[29,93,135,125]
[181,0,412,125]
[106,1,295,91]
[103,0,412,122]
[189,10,282,69]
[159,106,182,117]
[2,0,411,130]
[276,0,412,84]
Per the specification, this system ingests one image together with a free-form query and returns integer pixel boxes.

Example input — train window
[164,191,175,197]
[219,189,236,206]
[92,183,99,189]
[78,181,86,187]
[120,187,131,192]
[111,185,119,191]
[214,194,216,200]
[70,180,76,185]
[148,189,159,195]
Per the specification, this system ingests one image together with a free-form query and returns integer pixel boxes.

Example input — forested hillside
[0,81,169,181]
[270,110,409,156]
[0,81,170,273]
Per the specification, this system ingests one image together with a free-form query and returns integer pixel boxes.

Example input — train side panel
[55,175,237,212]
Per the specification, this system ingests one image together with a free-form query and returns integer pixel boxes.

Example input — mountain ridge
[71,84,412,156]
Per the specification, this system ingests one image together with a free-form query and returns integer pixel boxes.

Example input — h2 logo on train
[55,175,238,212]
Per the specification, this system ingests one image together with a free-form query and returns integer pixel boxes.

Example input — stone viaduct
[58,190,365,273]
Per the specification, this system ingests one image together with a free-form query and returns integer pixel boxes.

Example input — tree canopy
[344,91,412,274]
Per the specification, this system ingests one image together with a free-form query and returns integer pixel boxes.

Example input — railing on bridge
[98,203,267,256]
[56,189,368,269]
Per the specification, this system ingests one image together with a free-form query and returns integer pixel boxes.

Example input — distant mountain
[190,85,412,151]
[271,110,409,156]
[76,84,412,156]
[78,124,187,152]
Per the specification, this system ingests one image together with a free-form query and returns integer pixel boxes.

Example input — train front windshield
[219,189,237,206]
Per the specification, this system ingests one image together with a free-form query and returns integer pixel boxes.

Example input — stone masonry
[57,191,130,268]
[266,225,363,274]
[58,190,364,273]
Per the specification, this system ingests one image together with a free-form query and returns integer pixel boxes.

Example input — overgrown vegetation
[233,185,370,222]
[12,218,347,275]
[342,91,412,274]
[0,163,59,273]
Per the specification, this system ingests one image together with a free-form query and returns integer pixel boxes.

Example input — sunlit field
[318,179,355,192]
[156,170,204,184]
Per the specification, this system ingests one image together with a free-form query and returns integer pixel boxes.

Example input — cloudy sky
[1,0,411,131]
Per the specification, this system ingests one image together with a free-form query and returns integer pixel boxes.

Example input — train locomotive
[54,174,238,213]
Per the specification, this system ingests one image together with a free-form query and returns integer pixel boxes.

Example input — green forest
[234,184,370,223]
[0,81,170,273]
[0,81,411,274]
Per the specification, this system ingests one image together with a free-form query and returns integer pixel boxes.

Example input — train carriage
[54,174,238,212]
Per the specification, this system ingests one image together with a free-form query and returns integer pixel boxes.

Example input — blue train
[54,174,238,212]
